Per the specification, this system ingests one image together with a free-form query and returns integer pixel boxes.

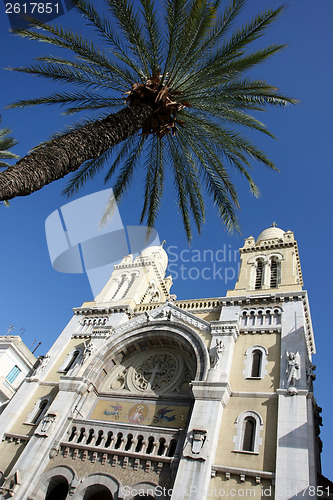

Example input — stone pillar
[275,391,311,499]
[275,298,315,499]
[170,382,229,500]
[171,323,237,500]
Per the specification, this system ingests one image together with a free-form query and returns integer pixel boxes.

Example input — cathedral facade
[0,226,324,499]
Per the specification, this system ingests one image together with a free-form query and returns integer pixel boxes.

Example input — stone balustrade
[61,419,181,464]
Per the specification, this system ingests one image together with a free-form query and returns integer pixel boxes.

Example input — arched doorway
[45,475,69,500]
[82,484,113,500]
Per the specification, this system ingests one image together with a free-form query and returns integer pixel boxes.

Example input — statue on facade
[211,339,225,369]
[33,353,50,375]
[286,351,300,394]
[306,362,316,392]
[82,340,94,364]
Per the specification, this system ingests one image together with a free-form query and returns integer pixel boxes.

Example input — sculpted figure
[211,339,225,369]
[82,340,94,363]
[286,351,300,393]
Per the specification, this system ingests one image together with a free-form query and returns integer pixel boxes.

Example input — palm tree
[0,0,295,240]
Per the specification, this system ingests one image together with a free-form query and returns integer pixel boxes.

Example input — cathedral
[0,226,325,499]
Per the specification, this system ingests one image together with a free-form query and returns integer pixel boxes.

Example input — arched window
[25,396,52,426]
[270,258,280,288]
[255,260,264,289]
[167,439,178,457]
[251,350,262,378]
[273,308,281,325]
[233,411,263,454]
[241,311,247,327]
[58,347,83,374]
[135,435,144,452]
[242,417,256,451]
[146,436,155,454]
[65,350,81,372]
[243,346,268,379]
[32,399,49,425]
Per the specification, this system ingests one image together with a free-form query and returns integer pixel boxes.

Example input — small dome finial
[161,240,166,247]
[271,222,277,228]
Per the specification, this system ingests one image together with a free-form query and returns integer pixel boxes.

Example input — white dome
[139,245,168,271]
[256,225,285,244]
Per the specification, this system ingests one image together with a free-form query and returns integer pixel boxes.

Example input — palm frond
[14,18,135,85]
[139,0,162,74]
[112,135,147,202]
[62,148,114,197]
[167,134,193,241]
[141,135,165,228]
[107,0,151,75]
[0,117,19,168]
[104,134,140,184]
[7,92,123,113]
[71,0,145,79]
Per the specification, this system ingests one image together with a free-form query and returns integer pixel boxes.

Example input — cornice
[240,240,294,253]
[231,391,277,398]
[73,305,133,316]
[239,326,282,335]
[220,290,306,307]
[212,464,275,480]
[116,302,211,335]
[210,321,239,340]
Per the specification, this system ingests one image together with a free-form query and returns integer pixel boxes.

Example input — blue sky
[1,0,333,479]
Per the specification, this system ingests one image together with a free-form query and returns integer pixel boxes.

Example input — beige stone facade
[0,227,324,500]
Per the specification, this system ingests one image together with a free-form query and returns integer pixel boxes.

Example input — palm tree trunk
[0,103,153,201]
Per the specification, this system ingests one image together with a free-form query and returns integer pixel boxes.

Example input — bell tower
[95,244,173,308]
[227,224,303,297]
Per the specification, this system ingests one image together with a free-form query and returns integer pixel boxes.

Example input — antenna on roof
[6,324,14,335]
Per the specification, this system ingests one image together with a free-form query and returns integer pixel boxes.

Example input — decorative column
[171,323,238,500]
[274,299,316,500]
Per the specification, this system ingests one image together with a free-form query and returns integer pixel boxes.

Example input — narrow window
[242,417,256,452]
[167,439,178,457]
[104,432,113,448]
[270,258,279,287]
[95,430,103,446]
[135,435,144,452]
[114,432,123,449]
[77,428,86,444]
[64,350,80,373]
[68,426,76,442]
[255,260,263,289]
[125,434,133,451]
[32,399,49,425]
[157,438,166,456]
[6,365,21,384]
[251,350,262,378]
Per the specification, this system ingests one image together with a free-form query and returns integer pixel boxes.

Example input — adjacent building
[0,226,325,499]
[0,336,36,413]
